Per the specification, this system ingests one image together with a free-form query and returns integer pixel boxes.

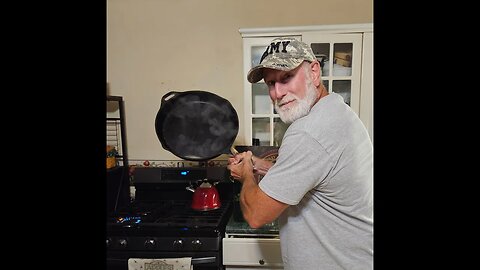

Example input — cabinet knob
[259,259,265,265]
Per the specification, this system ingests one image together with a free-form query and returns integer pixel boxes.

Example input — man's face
[263,62,319,124]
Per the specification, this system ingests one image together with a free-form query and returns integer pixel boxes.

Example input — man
[228,37,373,269]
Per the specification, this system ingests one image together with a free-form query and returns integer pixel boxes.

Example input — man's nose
[273,83,287,100]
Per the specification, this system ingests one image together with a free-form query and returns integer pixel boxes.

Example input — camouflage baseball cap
[247,37,316,83]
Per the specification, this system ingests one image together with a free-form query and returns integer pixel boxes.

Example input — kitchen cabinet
[239,24,373,145]
[223,216,283,269]
[223,238,283,269]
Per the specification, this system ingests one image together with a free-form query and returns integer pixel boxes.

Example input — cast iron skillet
[155,90,239,161]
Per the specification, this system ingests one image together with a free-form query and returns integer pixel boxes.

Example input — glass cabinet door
[243,36,300,146]
[302,33,363,115]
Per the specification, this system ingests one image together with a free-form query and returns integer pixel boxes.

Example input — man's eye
[280,75,291,83]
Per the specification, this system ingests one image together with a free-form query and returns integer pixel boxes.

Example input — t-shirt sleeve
[259,128,334,205]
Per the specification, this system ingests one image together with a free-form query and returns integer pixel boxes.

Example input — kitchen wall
[107,0,373,162]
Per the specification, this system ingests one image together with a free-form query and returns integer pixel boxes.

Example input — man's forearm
[239,171,261,223]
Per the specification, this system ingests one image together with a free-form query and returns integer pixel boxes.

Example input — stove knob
[144,239,156,249]
[106,238,112,248]
[173,239,183,250]
[118,238,128,249]
[191,239,202,250]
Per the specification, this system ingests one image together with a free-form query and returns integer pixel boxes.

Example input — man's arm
[228,151,288,228]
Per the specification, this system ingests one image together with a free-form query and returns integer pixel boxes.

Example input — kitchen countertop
[225,215,279,236]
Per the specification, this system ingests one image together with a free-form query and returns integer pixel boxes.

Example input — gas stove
[106,166,234,270]
[107,199,232,236]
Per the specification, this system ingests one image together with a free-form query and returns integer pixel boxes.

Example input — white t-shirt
[259,93,373,270]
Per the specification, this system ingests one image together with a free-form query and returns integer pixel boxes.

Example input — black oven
[106,230,229,270]
[106,166,234,270]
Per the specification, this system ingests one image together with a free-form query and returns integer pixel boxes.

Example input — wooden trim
[239,23,373,37]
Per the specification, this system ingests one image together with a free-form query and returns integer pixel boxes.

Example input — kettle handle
[186,181,196,192]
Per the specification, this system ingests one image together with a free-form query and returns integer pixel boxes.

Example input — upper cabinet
[302,33,363,115]
[240,24,373,146]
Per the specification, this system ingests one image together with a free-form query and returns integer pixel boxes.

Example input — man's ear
[310,61,321,87]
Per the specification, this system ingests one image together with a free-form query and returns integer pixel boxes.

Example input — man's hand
[227,151,255,183]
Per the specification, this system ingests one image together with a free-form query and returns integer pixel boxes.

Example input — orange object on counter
[106,145,118,169]
[107,157,117,169]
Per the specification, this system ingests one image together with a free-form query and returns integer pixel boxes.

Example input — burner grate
[154,202,230,227]
[108,200,231,228]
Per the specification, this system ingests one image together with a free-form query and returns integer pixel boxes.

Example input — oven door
[107,251,223,270]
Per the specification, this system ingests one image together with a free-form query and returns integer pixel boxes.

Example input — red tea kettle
[186,179,221,211]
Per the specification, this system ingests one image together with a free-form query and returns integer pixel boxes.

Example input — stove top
[108,200,231,228]
[107,199,233,243]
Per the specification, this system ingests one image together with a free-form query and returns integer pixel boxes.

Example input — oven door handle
[191,256,216,265]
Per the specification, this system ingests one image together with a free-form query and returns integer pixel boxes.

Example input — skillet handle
[161,91,180,105]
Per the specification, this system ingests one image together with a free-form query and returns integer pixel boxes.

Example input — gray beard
[274,74,318,124]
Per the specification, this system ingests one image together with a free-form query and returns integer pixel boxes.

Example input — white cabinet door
[301,33,364,116]
[223,238,283,268]
[360,32,373,141]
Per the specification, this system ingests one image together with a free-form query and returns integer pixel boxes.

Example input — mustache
[276,95,297,107]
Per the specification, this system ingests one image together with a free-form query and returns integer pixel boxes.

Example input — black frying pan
[155,90,239,161]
